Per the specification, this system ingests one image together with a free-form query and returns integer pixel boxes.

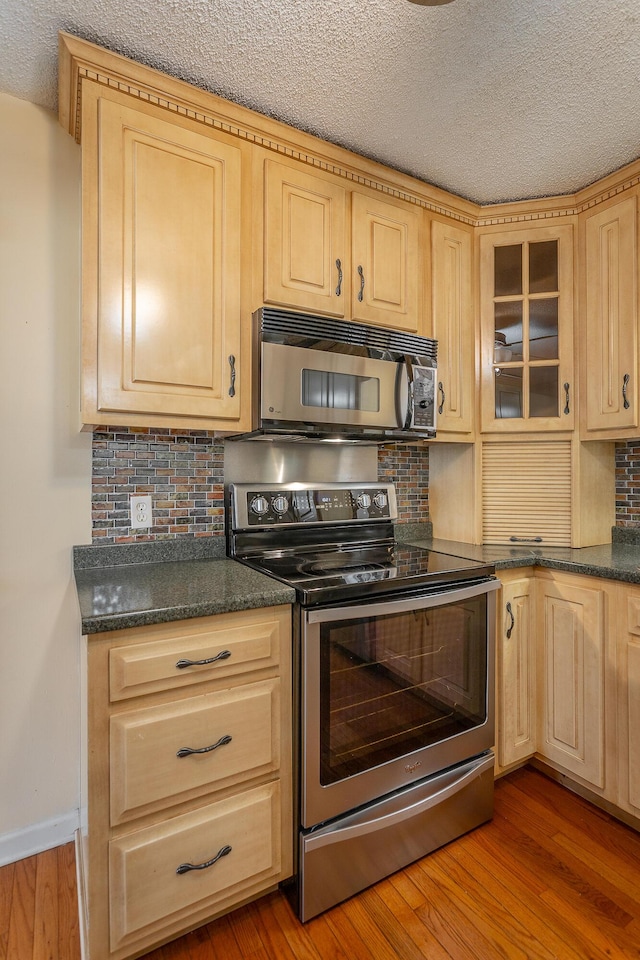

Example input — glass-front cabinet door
[479,225,574,432]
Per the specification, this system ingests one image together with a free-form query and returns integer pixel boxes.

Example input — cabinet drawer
[109,609,284,701]
[111,679,280,823]
[109,781,281,951]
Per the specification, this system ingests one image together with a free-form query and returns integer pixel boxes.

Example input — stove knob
[373,492,388,510]
[250,495,269,517]
[271,494,289,516]
[357,493,372,510]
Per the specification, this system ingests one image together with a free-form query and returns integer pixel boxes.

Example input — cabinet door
[583,195,638,434]
[263,160,346,316]
[498,577,536,768]
[538,577,605,788]
[617,589,640,819]
[351,191,422,333]
[480,225,574,432]
[431,219,474,435]
[85,86,244,426]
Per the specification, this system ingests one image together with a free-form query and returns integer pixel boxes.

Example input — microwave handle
[395,357,414,430]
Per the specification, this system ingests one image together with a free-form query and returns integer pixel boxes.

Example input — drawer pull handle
[563,381,570,415]
[623,373,631,409]
[437,381,445,416]
[357,264,365,302]
[176,650,232,670]
[506,602,515,640]
[509,536,542,543]
[335,258,343,297]
[176,844,232,875]
[176,734,232,758]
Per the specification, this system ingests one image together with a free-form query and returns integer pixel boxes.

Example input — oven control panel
[231,483,397,529]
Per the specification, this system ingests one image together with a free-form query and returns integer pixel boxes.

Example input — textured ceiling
[1,0,640,204]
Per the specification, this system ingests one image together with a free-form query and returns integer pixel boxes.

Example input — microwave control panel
[411,367,436,429]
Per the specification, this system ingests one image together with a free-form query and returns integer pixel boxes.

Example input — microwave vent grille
[257,307,437,362]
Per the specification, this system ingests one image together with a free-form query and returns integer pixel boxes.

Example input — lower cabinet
[536,571,609,791]
[496,571,536,771]
[81,605,292,960]
[617,587,640,820]
[496,569,632,819]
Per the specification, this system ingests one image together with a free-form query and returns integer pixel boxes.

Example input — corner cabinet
[81,606,292,960]
[262,157,425,333]
[479,224,575,433]
[581,193,638,438]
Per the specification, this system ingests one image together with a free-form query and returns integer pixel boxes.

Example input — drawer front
[109,609,285,701]
[110,679,280,824]
[109,781,281,951]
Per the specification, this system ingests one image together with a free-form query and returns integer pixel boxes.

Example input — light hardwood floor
[3,767,640,959]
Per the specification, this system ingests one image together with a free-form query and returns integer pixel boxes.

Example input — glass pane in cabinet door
[529,240,558,293]
[530,366,559,417]
[495,367,522,418]
[494,302,523,361]
[494,244,522,296]
[529,298,559,360]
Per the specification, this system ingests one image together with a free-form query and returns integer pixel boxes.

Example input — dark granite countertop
[396,524,640,585]
[73,538,295,635]
[74,527,640,635]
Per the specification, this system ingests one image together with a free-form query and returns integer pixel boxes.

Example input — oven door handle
[306,577,500,624]
[302,753,494,853]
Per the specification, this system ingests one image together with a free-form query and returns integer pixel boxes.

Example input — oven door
[300,578,499,829]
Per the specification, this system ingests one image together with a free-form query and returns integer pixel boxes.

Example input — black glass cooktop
[240,541,494,606]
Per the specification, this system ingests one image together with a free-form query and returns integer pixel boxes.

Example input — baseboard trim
[0,809,79,867]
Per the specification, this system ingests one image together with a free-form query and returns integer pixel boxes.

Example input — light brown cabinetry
[430,219,475,436]
[496,571,536,771]
[536,572,608,790]
[78,82,250,431]
[581,193,638,437]
[82,605,292,960]
[479,224,575,433]
[263,158,424,333]
[616,586,640,820]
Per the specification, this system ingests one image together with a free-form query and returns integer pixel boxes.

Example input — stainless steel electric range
[227,480,499,922]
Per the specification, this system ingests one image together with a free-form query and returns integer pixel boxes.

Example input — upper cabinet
[430,219,475,437]
[263,158,425,334]
[79,84,250,430]
[479,224,575,433]
[263,160,347,318]
[581,193,638,438]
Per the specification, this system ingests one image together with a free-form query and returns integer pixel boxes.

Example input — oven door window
[319,596,487,785]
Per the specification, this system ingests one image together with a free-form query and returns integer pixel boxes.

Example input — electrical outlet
[130,495,153,529]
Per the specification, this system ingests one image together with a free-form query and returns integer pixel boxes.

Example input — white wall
[0,91,92,864]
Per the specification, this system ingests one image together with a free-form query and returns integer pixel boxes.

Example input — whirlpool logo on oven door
[405,760,422,774]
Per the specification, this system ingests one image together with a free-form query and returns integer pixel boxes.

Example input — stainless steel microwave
[233,307,438,442]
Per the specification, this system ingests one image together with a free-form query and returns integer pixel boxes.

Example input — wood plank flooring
[3,767,640,959]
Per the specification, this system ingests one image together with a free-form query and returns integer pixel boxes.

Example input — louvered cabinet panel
[482,441,572,546]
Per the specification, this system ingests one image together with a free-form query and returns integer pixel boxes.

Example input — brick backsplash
[615,440,640,527]
[91,429,430,542]
[92,427,225,543]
